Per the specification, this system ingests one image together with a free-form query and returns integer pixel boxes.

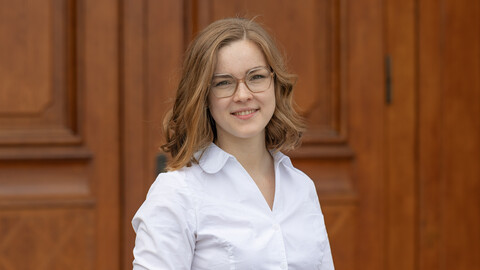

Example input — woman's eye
[250,74,265,81]
[213,79,233,88]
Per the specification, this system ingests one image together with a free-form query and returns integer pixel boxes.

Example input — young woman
[132,17,335,270]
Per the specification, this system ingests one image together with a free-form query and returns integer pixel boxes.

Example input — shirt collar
[196,143,293,174]
[195,143,232,174]
[271,149,293,169]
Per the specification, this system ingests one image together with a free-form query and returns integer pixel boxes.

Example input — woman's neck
[215,135,272,174]
[215,133,276,210]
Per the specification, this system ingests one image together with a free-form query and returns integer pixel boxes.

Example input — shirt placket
[272,161,288,269]
[271,218,288,269]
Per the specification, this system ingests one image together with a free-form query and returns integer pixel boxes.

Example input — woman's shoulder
[275,152,312,179]
[275,152,317,190]
[145,165,203,200]
[133,166,202,224]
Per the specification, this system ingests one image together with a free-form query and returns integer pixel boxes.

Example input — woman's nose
[232,81,253,102]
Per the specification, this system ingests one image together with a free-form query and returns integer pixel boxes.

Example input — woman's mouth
[232,109,257,116]
[231,109,258,119]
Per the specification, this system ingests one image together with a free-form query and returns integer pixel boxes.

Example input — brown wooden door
[384,0,480,269]
[0,1,120,269]
[417,0,480,268]
[1,1,478,269]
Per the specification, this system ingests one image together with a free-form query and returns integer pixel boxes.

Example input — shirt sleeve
[320,235,335,269]
[313,188,335,270]
[132,172,197,270]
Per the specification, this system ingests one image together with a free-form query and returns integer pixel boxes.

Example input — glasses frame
[209,66,275,98]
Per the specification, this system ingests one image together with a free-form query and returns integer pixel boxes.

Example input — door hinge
[385,55,393,104]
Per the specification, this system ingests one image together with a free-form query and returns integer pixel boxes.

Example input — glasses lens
[246,68,272,92]
[211,75,236,98]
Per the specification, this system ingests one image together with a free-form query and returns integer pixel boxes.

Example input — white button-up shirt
[132,143,334,269]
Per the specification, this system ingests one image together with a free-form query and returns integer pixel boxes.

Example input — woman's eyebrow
[212,73,232,77]
[212,66,266,76]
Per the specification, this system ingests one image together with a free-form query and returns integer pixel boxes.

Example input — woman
[132,17,335,269]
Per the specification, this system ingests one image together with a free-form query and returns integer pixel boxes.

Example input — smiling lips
[231,109,258,119]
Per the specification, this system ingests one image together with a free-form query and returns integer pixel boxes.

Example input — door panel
[418,0,480,269]
[0,0,120,269]
[0,0,79,144]
[384,0,417,268]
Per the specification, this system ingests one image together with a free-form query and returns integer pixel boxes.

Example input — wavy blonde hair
[161,17,306,171]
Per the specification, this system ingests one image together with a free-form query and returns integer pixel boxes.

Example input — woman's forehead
[214,40,268,76]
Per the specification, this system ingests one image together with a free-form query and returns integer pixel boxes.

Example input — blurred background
[0,0,479,269]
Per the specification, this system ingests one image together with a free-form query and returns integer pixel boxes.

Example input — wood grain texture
[82,0,120,268]
[121,0,185,268]
[384,0,417,268]
[0,0,121,269]
[121,0,148,268]
[0,0,52,115]
[0,209,95,270]
[0,0,79,145]
[419,0,480,269]
[347,0,385,268]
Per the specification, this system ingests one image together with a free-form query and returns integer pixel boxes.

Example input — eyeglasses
[209,66,274,98]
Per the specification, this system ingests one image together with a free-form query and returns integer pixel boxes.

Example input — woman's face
[207,39,276,146]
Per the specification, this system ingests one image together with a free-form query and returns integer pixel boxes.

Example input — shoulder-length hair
[161,17,306,171]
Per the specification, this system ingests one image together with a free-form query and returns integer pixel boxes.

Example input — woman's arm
[132,172,196,270]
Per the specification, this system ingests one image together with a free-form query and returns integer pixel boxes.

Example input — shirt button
[273,224,280,231]
[280,262,288,269]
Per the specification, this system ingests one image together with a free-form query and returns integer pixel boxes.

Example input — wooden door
[417,0,480,268]
[0,1,120,269]
[2,1,476,269]
[384,0,480,269]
